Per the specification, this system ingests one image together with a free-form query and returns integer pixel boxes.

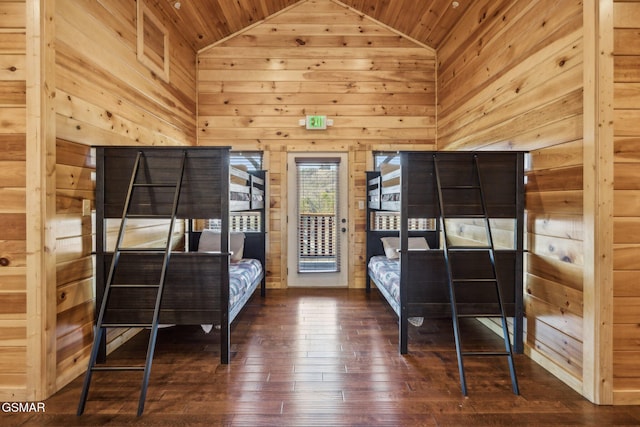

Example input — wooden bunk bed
[366,151,525,394]
[78,146,266,415]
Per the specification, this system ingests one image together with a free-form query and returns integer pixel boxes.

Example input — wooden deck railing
[298,213,336,257]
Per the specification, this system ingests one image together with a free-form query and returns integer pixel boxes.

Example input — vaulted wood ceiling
[153,0,471,51]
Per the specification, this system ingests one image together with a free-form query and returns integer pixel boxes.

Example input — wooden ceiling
[153,0,471,51]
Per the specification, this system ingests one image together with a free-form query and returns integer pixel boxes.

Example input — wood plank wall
[54,140,95,390]
[11,0,632,405]
[197,0,437,288]
[613,0,640,401]
[436,0,585,391]
[55,0,197,147]
[0,0,27,400]
[52,0,197,393]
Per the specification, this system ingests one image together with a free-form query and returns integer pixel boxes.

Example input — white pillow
[198,230,245,262]
[380,237,429,260]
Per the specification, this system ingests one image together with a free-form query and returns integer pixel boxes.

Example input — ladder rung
[126,214,173,219]
[442,214,485,219]
[452,278,497,283]
[457,313,501,319]
[448,246,491,250]
[117,248,166,253]
[133,183,177,188]
[110,284,160,289]
[91,366,145,372]
[101,323,153,328]
[462,351,511,357]
[440,185,481,189]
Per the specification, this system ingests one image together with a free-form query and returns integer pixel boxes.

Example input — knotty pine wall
[8,0,636,406]
[55,1,197,147]
[436,0,586,393]
[54,140,95,391]
[0,0,27,400]
[51,0,197,393]
[197,0,437,289]
[613,1,640,402]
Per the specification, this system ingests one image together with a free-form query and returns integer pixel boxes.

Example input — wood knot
[0,257,9,266]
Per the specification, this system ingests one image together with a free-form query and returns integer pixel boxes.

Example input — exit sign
[306,115,327,130]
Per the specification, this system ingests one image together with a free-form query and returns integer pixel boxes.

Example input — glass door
[287,153,348,287]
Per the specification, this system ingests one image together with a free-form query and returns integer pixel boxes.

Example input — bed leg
[221,322,230,364]
[514,309,524,354]
[399,315,408,354]
[220,297,230,364]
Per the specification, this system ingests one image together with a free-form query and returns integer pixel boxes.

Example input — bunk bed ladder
[433,153,519,396]
[78,150,187,416]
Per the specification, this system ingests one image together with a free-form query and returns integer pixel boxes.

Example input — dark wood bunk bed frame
[366,151,525,393]
[79,146,266,415]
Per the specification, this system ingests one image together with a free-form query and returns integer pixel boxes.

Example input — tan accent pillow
[380,237,429,260]
[198,230,245,262]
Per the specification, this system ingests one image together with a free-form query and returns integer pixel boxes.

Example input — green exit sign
[306,115,327,130]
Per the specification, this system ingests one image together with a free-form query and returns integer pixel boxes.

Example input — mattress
[201,257,263,333]
[368,255,400,314]
[229,258,263,310]
[367,255,423,326]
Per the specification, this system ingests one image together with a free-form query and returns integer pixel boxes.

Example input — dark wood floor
[8,288,640,426]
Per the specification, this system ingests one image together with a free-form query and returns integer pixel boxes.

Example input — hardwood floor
[9,288,640,426]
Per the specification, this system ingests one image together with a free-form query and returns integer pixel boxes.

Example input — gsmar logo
[2,402,46,413]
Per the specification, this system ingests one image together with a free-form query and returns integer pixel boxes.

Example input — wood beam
[582,0,614,404]
[25,0,57,400]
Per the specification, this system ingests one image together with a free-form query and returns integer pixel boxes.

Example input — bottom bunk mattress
[201,257,263,333]
[368,255,400,315]
[229,258,263,312]
[368,255,423,327]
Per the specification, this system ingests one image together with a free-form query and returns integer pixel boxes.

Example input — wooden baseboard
[0,387,27,402]
[477,317,588,401]
[613,390,640,405]
[526,346,584,396]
